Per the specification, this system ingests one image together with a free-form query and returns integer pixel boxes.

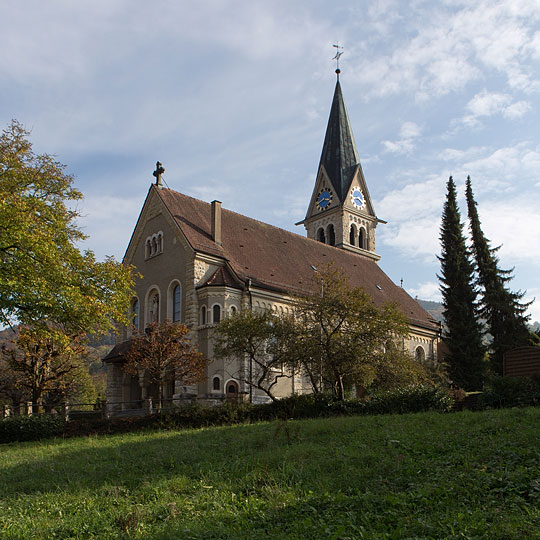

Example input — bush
[478,375,540,409]
[0,385,453,444]
[0,414,65,443]
[253,393,335,421]
[362,385,452,415]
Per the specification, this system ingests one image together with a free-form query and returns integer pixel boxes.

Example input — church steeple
[298,73,383,262]
[318,79,360,202]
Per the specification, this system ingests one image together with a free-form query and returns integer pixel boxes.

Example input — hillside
[1,408,539,538]
[416,298,444,323]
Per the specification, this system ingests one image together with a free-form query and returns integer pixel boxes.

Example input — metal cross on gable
[153,161,165,186]
[332,43,344,73]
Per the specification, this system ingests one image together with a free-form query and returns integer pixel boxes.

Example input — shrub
[478,375,540,409]
[0,414,65,443]
[361,385,452,415]
[253,393,334,421]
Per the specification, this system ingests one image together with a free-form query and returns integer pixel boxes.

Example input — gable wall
[123,197,193,340]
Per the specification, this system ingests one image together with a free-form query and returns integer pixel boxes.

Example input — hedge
[1,384,453,444]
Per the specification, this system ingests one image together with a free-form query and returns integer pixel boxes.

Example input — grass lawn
[1,408,540,539]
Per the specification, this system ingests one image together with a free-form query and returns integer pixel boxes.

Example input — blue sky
[2,0,540,322]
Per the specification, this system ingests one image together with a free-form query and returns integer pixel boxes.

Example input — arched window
[359,227,365,249]
[327,224,335,246]
[157,233,163,253]
[132,299,139,331]
[317,228,326,243]
[200,306,207,325]
[146,239,151,258]
[226,380,239,399]
[172,284,181,323]
[213,304,221,324]
[415,346,426,363]
[349,224,356,246]
[152,237,157,255]
[213,376,221,391]
[230,306,237,317]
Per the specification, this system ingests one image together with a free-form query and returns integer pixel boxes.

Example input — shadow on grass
[2,410,540,539]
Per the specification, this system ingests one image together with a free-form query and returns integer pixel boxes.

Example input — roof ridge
[158,186,364,256]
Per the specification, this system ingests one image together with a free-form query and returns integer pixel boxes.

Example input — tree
[1,325,90,411]
[213,309,293,402]
[0,120,135,333]
[438,176,485,390]
[290,265,412,400]
[465,176,532,374]
[0,120,135,408]
[123,322,207,409]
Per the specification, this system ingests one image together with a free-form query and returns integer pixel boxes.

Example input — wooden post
[62,402,70,421]
[26,401,33,416]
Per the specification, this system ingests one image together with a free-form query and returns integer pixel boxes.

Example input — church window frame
[317,227,326,244]
[415,346,426,363]
[326,224,336,246]
[200,306,207,326]
[131,297,140,334]
[212,375,222,392]
[359,227,367,250]
[229,305,237,317]
[168,281,182,323]
[145,231,164,259]
[349,224,357,246]
[212,303,222,324]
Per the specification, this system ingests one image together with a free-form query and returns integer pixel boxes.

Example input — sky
[2,0,540,323]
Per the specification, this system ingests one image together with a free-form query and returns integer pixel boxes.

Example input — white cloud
[407,281,441,302]
[377,142,540,270]
[460,90,531,126]
[503,100,531,119]
[525,290,540,324]
[467,91,512,117]
[348,0,540,100]
[382,121,422,154]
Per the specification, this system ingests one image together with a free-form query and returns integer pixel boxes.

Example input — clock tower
[297,72,384,262]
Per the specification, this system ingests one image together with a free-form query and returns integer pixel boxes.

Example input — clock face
[350,188,365,209]
[316,188,333,211]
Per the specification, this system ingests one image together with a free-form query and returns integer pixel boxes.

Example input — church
[103,74,441,410]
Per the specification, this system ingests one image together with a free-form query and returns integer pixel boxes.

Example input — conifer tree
[438,177,485,390]
[465,176,531,374]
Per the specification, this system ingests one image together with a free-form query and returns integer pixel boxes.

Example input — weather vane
[332,43,344,74]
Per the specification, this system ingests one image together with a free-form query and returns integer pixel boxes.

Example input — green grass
[1,408,540,539]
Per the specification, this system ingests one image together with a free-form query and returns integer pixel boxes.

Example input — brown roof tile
[102,340,132,363]
[157,187,438,330]
[199,266,243,289]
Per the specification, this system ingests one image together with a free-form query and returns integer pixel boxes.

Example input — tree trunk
[336,375,345,401]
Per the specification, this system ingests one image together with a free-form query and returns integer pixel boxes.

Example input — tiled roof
[199,265,243,289]
[158,187,438,330]
[103,339,132,362]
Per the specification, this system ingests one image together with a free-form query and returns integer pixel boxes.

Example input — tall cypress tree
[465,176,531,375]
[438,177,485,390]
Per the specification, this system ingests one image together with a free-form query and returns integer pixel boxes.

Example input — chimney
[211,200,222,245]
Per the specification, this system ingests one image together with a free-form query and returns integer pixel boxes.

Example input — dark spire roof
[318,79,360,202]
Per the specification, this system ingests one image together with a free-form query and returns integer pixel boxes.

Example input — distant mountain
[415,300,540,336]
[416,299,444,324]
